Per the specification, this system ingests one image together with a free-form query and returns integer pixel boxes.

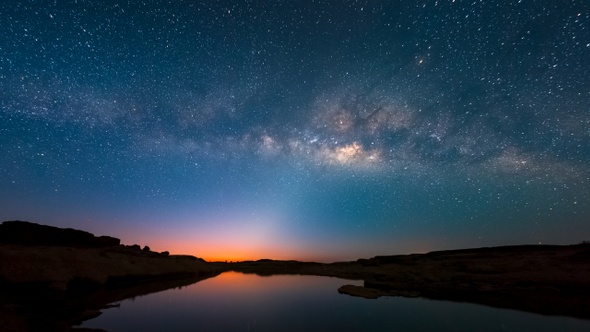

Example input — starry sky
[1,1,589,262]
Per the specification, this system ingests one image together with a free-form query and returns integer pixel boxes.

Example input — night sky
[1,1,589,261]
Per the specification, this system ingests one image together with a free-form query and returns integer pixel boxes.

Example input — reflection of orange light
[217,271,244,279]
[184,271,355,298]
[206,271,249,286]
[195,271,339,291]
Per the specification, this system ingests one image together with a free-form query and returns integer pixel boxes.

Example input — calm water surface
[81,272,590,332]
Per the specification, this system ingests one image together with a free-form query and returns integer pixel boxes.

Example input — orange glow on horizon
[115,233,384,263]
[110,214,319,261]
[121,233,308,262]
[176,247,305,263]
[114,224,435,263]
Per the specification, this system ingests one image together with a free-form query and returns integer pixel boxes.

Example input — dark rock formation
[228,244,590,320]
[0,220,224,331]
[338,284,420,299]
[338,284,380,299]
[0,221,120,248]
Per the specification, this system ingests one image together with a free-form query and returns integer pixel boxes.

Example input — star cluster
[1,1,589,261]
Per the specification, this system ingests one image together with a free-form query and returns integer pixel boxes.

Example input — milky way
[1,1,589,261]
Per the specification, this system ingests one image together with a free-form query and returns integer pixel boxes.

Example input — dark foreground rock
[0,221,120,248]
[343,244,590,319]
[0,221,223,331]
[0,244,214,291]
[3,220,590,329]
[228,244,590,320]
[0,273,217,332]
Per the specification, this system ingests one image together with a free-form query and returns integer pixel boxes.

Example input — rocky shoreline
[0,221,223,290]
[2,220,590,330]
[224,244,590,320]
[0,221,224,331]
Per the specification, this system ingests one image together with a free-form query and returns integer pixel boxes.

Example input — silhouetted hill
[0,220,223,331]
[0,220,120,248]
[0,220,220,291]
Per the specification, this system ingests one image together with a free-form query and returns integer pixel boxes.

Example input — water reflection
[82,272,590,332]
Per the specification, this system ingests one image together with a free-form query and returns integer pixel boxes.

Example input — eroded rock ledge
[0,220,223,331]
[227,243,590,320]
[0,221,221,291]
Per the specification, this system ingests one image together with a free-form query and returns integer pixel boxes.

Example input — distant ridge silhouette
[0,220,120,248]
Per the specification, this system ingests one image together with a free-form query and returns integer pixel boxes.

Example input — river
[80,271,590,331]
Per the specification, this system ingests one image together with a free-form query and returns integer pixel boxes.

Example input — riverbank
[0,221,223,290]
[224,244,590,320]
[0,221,223,331]
[2,220,590,330]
